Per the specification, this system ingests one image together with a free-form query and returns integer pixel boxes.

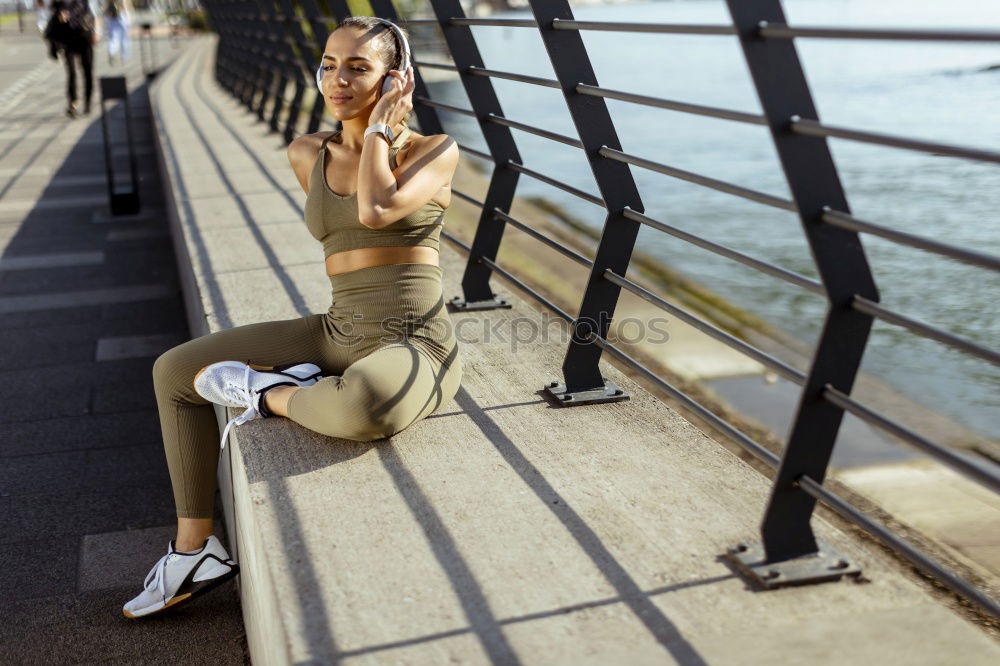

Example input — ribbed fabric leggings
[152,263,462,519]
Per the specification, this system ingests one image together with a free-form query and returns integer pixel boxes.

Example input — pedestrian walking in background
[44,0,99,118]
[103,0,131,66]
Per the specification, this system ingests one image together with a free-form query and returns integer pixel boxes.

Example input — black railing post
[526,1,638,403]
[215,0,247,101]
[722,0,879,586]
[219,0,243,95]
[231,0,254,109]
[274,0,314,142]
[260,0,301,130]
[429,0,520,310]
[370,0,446,137]
[303,0,350,135]
[241,0,271,113]
[250,0,280,123]
[202,0,232,92]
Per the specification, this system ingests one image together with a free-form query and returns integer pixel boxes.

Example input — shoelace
[219,364,259,450]
[143,551,175,604]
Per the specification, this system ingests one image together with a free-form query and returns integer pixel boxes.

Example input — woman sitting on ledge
[123,15,463,619]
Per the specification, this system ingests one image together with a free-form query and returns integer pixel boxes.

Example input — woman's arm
[356,66,459,229]
[356,133,458,229]
[287,134,321,196]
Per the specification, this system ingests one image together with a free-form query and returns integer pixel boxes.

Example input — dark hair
[334,16,412,127]
[335,15,408,74]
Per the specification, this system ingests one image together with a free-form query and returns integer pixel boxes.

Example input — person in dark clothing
[44,0,99,117]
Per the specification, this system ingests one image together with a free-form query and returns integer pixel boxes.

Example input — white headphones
[316,18,411,97]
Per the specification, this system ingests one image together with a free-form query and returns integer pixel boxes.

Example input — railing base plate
[725,539,861,589]
[543,378,630,406]
[448,295,512,311]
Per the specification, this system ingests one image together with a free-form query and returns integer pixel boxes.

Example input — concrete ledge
[149,36,1000,665]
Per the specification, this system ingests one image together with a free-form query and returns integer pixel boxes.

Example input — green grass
[0,11,38,29]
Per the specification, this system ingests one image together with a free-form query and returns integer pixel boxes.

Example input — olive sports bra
[303,126,446,258]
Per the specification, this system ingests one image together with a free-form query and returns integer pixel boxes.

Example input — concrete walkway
[0,32,247,664]
[149,35,1000,664]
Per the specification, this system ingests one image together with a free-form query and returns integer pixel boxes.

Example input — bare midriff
[325,245,439,277]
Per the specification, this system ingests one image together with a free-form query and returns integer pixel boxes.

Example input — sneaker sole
[122,562,240,619]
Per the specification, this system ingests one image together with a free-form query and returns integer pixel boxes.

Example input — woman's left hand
[368,66,414,128]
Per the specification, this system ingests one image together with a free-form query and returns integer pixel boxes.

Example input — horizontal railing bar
[468,66,562,89]
[823,386,1000,493]
[455,142,493,162]
[441,229,471,253]
[852,296,1000,365]
[412,59,458,72]
[414,96,476,117]
[760,22,1000,43]
[492,208,594,268]
[585,331,781,468]
[399,18,440,25]
[506,160,607,208]
[600,146,798,212]
[797,475,1000,621]
[622,207,824,295]
[792,117,1000,165]
[480,256,574,323]
[486,113,584,149]
[450,18,538,28]
[577,83,766,125]
[552,18,737,35]
[602,269,806,383]
[821,207,1000,271]
[451,189,485,208]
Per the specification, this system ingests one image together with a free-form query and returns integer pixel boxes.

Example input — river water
[425,0,999,440]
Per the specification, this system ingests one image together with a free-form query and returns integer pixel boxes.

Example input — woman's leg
[152,314,344,533]
[79,44,93,113]
[63,50,77,110]
[284,342,463,442]
[107,19,120,59]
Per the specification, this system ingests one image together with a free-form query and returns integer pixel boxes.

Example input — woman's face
[320,27,390,120]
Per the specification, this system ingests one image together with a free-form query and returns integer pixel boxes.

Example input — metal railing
[199,0,1000,620]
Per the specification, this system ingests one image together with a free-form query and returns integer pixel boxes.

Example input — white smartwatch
[364,123,394,145]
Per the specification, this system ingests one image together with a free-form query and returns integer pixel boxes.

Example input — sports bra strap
[319,131,339,151]
[388,126,412,171]
[318,126,412,171]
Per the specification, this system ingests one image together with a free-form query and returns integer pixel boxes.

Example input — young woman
[123,16,463,619]
[102,0,131,66]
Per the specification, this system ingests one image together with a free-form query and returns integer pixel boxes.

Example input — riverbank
[447,152,1000,627]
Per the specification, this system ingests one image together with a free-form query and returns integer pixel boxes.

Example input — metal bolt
[561,394,573,401]
[763,569,781,580]
[548,381,559,388]
[828,559,850,571]
[735,543,748,553]
[612,389,624,396]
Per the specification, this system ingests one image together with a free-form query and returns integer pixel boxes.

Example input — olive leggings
[152,263,462,518]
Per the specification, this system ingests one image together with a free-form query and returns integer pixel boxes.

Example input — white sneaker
[194,361,324,449]
[122,535,239,619]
